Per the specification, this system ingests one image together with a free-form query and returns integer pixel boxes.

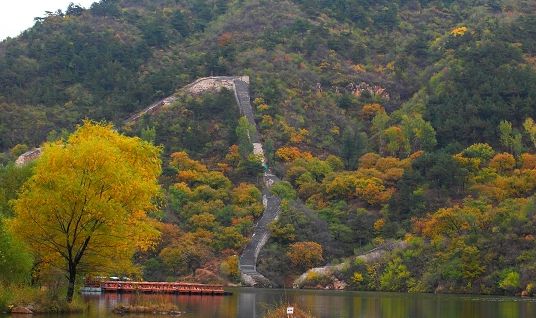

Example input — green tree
[0,219,33,284]
[498,120,522,157]
[384,126,409,156]
[170,11,190,37]
[341,127,366,169]
[271,181,297,200]
[523,117,536,149]
[0,164,34,217]
[380,257,411,291]
[160,239,210,276]
[425,41,536,148]
[498,269,521,293]
[140,126,157,144]
[401,115,437,152]
[414,151,469,196]
[462,143,495,162]
[264,138,275,164]
[235,116,253,160]
[371,110,390,154]
[9,144,28,157]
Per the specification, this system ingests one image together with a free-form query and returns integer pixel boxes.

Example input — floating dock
[100,281,229,295]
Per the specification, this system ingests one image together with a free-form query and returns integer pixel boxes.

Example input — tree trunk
[66,236,90,303]
[66,264,77,303]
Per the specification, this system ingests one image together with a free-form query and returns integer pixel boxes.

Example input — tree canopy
[10,121,162,301]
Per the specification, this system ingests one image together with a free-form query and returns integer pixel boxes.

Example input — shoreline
[225,286,536,300]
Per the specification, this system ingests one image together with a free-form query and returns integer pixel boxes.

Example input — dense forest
[2,0,536,303]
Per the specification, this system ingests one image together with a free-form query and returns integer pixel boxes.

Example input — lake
[3,288,536,318]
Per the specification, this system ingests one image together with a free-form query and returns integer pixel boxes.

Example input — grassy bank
[0,284,84,313]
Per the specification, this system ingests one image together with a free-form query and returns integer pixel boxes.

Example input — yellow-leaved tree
[10,121,162,302]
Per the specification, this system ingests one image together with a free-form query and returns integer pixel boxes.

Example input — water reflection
[235,289,536,318]
[2,288,536,318]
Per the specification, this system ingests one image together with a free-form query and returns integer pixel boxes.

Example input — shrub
[302,271,332,287]
[521,153,536,170]
[462,143,495,162]
[271,181,297,200]
[287,242,324,271]
[380,257,411,291]
[220,255,240,282]
[489,153,516,173]
[498,269,520,293]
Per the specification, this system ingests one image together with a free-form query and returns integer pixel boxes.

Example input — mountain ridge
[2,0,536,296]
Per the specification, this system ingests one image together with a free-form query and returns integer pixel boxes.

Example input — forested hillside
[2,0,536,298]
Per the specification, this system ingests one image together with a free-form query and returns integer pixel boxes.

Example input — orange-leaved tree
[10,121,162,302]
[275,146,313,162]
[287,241,324,271]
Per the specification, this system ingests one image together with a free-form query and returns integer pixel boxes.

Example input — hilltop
[1,0,535,154]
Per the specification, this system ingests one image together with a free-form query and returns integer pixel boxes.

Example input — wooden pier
[100,281,228,295]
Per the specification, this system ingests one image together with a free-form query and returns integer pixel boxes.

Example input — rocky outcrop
[293,240,408,289]
[11,306,34,314]
[15,148,42,166]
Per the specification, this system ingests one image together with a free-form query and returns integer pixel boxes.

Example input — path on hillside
[232,79,280,287]
[127,76,281,287]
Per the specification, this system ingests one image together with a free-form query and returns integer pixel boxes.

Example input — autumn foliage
[145,151,263,281]
[276,146,313,162]
[360,103,384,120]
[287,241,324,271]
[489,153,516,173]
[10,121,162,302]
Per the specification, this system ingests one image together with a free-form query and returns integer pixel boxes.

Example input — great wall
[127,76,279,287]
[17,76,281,287]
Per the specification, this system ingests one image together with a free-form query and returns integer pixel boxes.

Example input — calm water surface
[4,288,536,318]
